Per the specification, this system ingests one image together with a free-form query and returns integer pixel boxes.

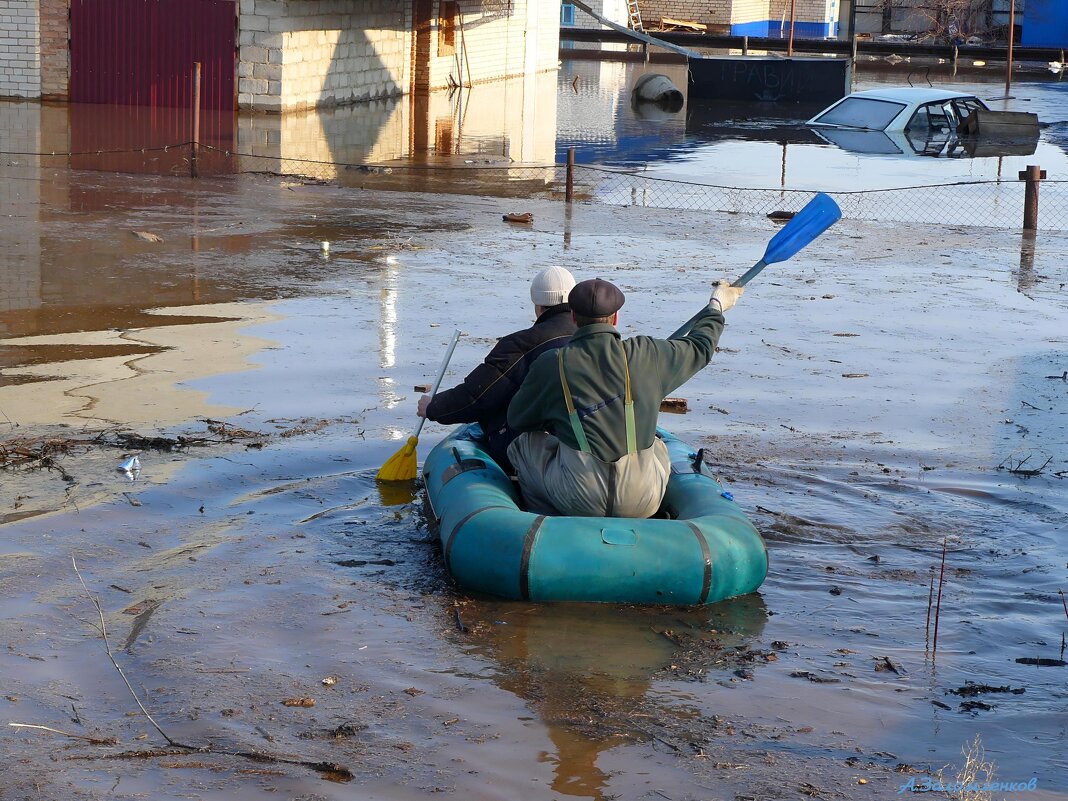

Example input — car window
[812,97,907,130]
[952,97,987,119]
[907,102,955,133]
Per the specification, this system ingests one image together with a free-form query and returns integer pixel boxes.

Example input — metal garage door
[70,0,236,111]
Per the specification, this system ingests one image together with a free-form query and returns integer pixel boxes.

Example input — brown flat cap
[568,278,625,317]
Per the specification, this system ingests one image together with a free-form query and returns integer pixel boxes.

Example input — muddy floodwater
[2,158,1068,800]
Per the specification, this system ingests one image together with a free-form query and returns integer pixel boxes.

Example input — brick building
[575,0,839,37]
[0,1,561,112]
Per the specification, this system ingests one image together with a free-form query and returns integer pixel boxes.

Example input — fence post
[566,147,575,204]
[191,62,201,179]
[1019,165,1045,230]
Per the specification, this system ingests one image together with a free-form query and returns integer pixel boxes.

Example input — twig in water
[71,555,197,750]
[1060,589,1068,622]
[1009,456,1053,476]
[66,555,354,780]
[932,537,948,659]
[1020,399,1042,410]
[925,566,936,651]
[9,722,117,746]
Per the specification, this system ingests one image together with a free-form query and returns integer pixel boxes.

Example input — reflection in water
[0,304,279,427]
[457,596,768,799]
[376,478,418,507]
[376,261,406,421]
[1017,231,1037,292]
[379,262,398,370]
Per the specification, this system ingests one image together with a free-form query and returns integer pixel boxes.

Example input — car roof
[842,87,978,104]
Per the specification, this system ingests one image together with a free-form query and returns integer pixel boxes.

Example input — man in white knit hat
[418,266,577,472]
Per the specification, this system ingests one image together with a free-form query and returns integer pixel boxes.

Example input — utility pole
[788,0,797,56]
[1005,0,1016,97]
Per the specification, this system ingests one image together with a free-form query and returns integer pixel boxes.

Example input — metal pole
[742,35,748,56]
[1005,0,1016,97]
[566,147,575,204]
[851,34,859,68]
[191,62,201,179]
[1022,164,1042,231]
[788,0,797,56]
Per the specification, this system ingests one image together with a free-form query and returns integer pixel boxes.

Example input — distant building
[561,1,629,30]
[1023,0,1067,47]
[852,0,1020,40]
[599,0,839,38]
[0,1,562,112]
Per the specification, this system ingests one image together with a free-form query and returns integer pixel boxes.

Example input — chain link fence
[4,142,1068,232]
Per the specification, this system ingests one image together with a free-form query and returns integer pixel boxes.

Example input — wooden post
[191,62,201,179]
[1005,0,1016,97]
[1019,165,1044,231]
[787,0,796,56]
[565,147,575,204]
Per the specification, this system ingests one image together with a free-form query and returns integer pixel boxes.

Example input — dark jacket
[426,304,576,468]
[507,304,724,462]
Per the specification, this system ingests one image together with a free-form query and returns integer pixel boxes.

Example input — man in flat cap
[506,277,742,518]
[418,266,578,472]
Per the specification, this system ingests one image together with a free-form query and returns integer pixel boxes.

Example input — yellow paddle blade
[376,435,419,482]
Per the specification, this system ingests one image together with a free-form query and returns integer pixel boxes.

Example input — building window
[561,3,576,26]
[439,1,458,56]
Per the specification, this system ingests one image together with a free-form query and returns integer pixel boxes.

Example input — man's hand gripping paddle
[671,192,842,338]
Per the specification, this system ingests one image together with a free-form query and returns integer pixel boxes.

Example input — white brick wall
[0,0,42,98]
[238,0,412,112]
[238,0,562,112]
[424,0,560,91]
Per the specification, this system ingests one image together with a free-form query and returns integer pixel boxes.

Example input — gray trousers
[507,432,671,518]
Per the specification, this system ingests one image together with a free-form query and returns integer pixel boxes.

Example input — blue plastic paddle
[671,192,843,338]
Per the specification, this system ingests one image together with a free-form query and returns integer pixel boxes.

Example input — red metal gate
[70,0,236,111]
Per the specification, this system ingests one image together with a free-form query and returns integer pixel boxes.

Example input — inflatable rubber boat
[422,424,767,605]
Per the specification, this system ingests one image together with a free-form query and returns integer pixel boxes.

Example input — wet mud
[2,160,1067,801]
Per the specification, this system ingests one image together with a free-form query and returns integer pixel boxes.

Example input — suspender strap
[558,343,638,457]
[558,351,592,454]
[619,343,637,455]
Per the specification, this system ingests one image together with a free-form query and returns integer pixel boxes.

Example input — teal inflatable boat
[422,425,767,605]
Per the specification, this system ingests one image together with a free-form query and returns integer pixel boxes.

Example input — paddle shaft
[669,259,765,339]
[413,329,461,439]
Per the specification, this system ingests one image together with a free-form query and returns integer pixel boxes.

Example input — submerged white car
[807,87,989,133]
[806,87,1037,158]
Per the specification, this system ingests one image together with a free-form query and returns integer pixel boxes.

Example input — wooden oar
[376,329,461,482]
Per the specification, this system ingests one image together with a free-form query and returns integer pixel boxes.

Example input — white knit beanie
[529,266,576,306]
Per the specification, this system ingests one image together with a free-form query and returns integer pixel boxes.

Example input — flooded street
[3,65,1068,800]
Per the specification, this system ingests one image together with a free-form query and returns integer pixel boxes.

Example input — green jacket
[507,304,724,462]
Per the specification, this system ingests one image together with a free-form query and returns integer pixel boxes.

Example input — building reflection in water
[455,595,768,800]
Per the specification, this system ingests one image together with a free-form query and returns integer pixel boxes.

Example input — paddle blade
[376,436,419,482]
[762,192,842,266]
